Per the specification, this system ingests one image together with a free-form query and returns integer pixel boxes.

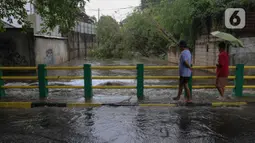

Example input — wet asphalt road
[1,57,255,143]
[1,106,255,143]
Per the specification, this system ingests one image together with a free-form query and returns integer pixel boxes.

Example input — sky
[85,0,141,22]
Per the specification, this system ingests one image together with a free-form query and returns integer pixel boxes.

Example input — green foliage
[93,16,130,58]
[94,0,255,59]
[123,10,168,57]
[0,0,88,34]
[0,0,29,32]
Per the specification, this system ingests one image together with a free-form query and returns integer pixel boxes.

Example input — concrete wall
[167,46,179,64]
[168,35,255,76]
[34,36,68,65]
[229,37,255,78]
[28,14,62,37]
[67,32,96,60]
[193,35,222,73]
[0,28,34,66]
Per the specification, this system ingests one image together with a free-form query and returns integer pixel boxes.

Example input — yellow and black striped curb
[0,102,251,108]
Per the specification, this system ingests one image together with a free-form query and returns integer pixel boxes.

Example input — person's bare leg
[173,84,184,100]
[184,83,191,101]
[216,86,224,97]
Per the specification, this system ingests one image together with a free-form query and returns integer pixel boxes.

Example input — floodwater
[1,106,255,143]
[1,57,255,143]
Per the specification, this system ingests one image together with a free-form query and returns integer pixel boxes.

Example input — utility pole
[97,8,100,48]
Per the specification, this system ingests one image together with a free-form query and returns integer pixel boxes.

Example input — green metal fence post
[137,64,144,100]
[234,64,244,97]
[0,65,5,97]
[185,65,192,99]
[38,64,48,98]
[84,64,93,100]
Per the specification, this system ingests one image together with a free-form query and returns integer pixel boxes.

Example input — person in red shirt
[216,42,229,99]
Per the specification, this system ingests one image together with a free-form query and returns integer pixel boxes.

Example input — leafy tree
[122,10,168,57]
[0,0,88,34]
[94,16,125,58]
[93,0,255,59]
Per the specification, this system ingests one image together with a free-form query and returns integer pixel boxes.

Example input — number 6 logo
[225,8,246,29]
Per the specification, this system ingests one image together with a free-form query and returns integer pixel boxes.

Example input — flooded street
[1,106,255,143]
[3,57,255,103]
[1,57,255,143]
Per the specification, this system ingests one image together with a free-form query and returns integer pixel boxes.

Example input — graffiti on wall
[0,48,29,66]
[44,49,54,65]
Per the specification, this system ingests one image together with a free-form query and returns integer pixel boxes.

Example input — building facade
[0,2,96,69]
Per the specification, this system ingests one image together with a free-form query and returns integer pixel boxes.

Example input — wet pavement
[1,57,255,143]
[1,106,255,143]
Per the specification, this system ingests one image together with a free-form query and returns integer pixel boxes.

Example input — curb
[0,102,252,108]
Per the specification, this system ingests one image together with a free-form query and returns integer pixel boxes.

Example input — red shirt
[217,51,229,77]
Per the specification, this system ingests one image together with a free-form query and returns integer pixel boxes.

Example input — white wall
[35,37,68,65]
[34,14,62,37]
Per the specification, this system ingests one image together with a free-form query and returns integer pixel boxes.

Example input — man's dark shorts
[179,76,190,85]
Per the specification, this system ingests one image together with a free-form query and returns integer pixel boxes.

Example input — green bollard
[185,65,192,99]
[84,64,93,100]
[38,64,48,98]
[137,64,144,100]
[0,65,5,97]
[233,64,244,96]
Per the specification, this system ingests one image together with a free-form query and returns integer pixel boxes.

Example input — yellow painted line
[192,85,235,89]
[67,103,102,108]
[0,102,32,108]
[139,104,176,107]
[229,66,236,69]
[46,86,84,89]
[193,76,235,79]
[46,66,83,70]
[193,76,215,79]
[92,66,136,70]
[0,67,37,70]
[244,66,255,69]
[212,102,247,107]
[0,85,252,89]
[93,76,136,79]
[144,85,178,89]
[1,76,38,80]
[1,75,253,81]
[46,76,83,80]
[144,66,179,70]
[144,76,179,79]
[93,86,136,89]
[192,86,215,89]
[192,66,216,69]
[244,76,255,79]
[0,66,252,71]
[2,86,38,89]
[243,86,255,89]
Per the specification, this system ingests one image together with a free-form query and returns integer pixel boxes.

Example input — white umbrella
[211,31,244,47]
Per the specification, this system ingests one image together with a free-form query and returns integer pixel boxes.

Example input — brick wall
[167,46,179,64]
[193,35,223,73]
[167,35,221,73]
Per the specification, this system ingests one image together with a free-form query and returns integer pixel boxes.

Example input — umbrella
[211,31,244,47]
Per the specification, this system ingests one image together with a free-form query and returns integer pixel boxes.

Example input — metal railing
[0,64,255,100]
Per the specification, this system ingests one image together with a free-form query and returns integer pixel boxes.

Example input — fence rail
[0,64,254,100]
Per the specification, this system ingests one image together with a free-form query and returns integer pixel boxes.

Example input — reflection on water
[1,106,255,143]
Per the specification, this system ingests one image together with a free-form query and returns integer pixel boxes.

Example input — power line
[86,6,136,11]
[85,0,162,11]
